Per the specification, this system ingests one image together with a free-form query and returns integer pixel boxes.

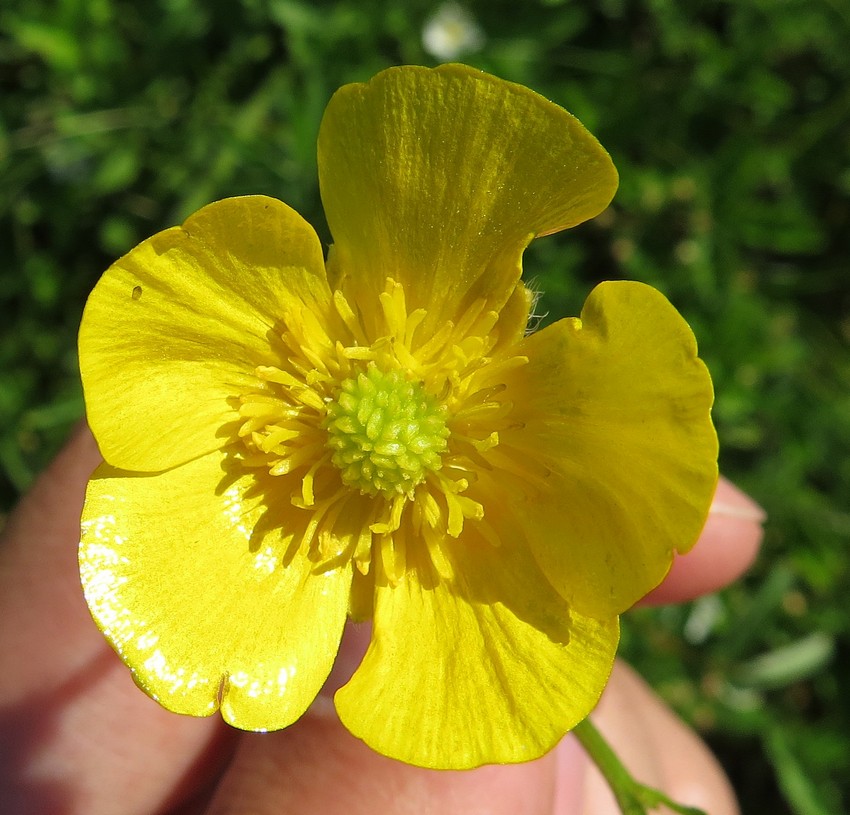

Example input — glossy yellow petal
[317,64,617,333]
[335,538,618,769]
[80,451,351,730]
[503,281,718,618]
[80,196,331,472]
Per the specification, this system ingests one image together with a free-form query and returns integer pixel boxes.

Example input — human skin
[0,424,763,815]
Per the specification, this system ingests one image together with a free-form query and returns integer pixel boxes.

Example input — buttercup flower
[79,64,718,770]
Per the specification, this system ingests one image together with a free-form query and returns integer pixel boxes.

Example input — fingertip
[641,477,765,605]
[708,477,767,525]
[578,663,739,815]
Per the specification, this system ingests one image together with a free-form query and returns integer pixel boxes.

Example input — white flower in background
[422,3,485,61]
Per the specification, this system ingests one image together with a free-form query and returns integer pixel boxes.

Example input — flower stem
[573,717,708,815]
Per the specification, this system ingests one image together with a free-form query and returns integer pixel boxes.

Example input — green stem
[572,717,708,815]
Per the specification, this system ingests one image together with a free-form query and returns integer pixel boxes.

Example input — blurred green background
[1,0,847,812]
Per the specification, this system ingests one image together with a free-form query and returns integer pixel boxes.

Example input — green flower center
[324,364,449,498]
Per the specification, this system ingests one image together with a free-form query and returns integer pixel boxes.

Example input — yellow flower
[78,64,718,770]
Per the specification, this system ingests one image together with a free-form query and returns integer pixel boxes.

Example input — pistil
[324,363,450,498]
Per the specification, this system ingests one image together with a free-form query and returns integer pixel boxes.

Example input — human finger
[205,705,559,815]
[0,424,234,815]
[576,662,739,815]
[641,476,765,605]
[200,658,741,815]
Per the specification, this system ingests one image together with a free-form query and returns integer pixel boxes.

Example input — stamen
[473,516,503,548]
[257,366,326,411]
[253,426,302,453]
[479,446,553,492]
[465,431,500,452]
[378,531,406,585]
[379,278,408,339]
[268,441,326,476]
[414,321,455,363]
[370,494,407,534]
[300,451,331,507]
[404,308,428,347]
[422,523,455,580]
[316,492,355,563]
[453,297,488,338]
[462,353,528,397]
[453,400,514,423]
[333,289,369,347]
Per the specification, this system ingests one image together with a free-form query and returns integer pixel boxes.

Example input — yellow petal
[503,281,718,618]
[317,64,617,334]
[334,537,618,769]
[80,450,351,731]
[80,196,331,472]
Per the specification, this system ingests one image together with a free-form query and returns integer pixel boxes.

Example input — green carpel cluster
[324,364,449,497]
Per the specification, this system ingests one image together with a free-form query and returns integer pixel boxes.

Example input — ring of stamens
[234,277,531,587]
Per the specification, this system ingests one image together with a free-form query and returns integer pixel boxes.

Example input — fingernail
[709,477,767,523]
